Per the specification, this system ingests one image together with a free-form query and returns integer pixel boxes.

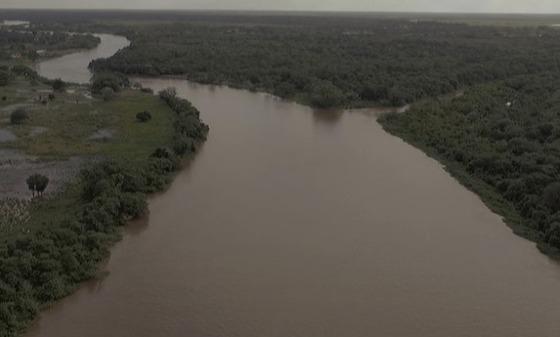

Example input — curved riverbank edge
[379,117,560,259]
[126,73,411,113]
[127,64,556,259]
[0,35,208,337]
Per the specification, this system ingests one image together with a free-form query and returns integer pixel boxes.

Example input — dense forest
[0,29,100,61]
[2,10,560,335]
[380,72,560,254]
[86,16,560,253]
[89,19,560,108]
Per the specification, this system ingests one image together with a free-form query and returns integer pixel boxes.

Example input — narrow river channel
[31,34,560,337]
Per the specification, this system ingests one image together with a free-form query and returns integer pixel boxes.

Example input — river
[34,34,130,84]
[31,34,560,337]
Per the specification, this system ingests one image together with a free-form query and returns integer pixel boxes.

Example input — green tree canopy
[26,174,49,197]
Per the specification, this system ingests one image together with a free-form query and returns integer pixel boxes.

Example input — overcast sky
[0,0,559,14]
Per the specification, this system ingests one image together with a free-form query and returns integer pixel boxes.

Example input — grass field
[0,76,176,236]
[1,81,174,161]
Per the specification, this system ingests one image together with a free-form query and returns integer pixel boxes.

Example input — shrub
[120,193,148,219]
[10,65,38,80]
[544,182,560,213]
[136,111,152,122]
[52,79,66,92]
[310,81,346,108]
[26,174,49,197]
[101,87,115,101]
[10,108,29,125]
[91,72,128,94]
[172,135,195,156]
[158,87,177,102]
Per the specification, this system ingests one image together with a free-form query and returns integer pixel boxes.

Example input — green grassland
[1,80,174,161]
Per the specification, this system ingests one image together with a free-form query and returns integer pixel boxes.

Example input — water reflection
[312,108,344,125]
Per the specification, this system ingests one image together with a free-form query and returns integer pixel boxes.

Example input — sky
[0,0,559,14]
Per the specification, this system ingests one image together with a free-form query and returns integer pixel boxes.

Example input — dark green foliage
[0,91,208,337]
[100,86,115,101]
[310,81,346,108]
[51,79,66,92]
[543,183,560,213]
[119,193,148,219]
[136,111,152,122]
[90,72,129,94]
[380,72,560,253]
[10,108,28,125]
[9,65,39,81]
[91,19,560,108]
[26,174,49,197]
[0,29,99,65]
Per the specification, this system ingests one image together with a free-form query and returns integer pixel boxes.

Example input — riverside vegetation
[0,30,208,336]
[85,15,560,254]
[2,10,560,336]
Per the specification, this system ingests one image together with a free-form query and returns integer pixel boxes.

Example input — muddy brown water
[34,34,129,84]
[30,34,560,337]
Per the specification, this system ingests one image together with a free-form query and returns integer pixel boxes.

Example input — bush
[100,87,115,101]
[91,72,128,94]
[52,79,66,92]
[543,182,560,213]
[136,111,152,122]
[172,135,195,156]
[120,193,148,219]
[10,108,29,125]
[10,65,38,80]
[310,81,346,108]
[26,174,49,197]
[158,87,177,102]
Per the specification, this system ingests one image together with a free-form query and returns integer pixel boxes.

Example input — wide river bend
[30,33,560,337]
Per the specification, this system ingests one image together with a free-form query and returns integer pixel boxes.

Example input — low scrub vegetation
[10,108,29,125]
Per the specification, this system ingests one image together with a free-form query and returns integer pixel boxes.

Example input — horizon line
[1,8,560,16]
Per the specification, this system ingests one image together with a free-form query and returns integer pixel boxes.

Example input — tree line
[380,71,560,253]
[90,19,560,108]
[0,28,100,61]
[0,87,208,337]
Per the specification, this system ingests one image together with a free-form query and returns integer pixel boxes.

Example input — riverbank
[25,75,560,337]
[3,15,560,337]
[0,48,208,337]
[378,76,560,258]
